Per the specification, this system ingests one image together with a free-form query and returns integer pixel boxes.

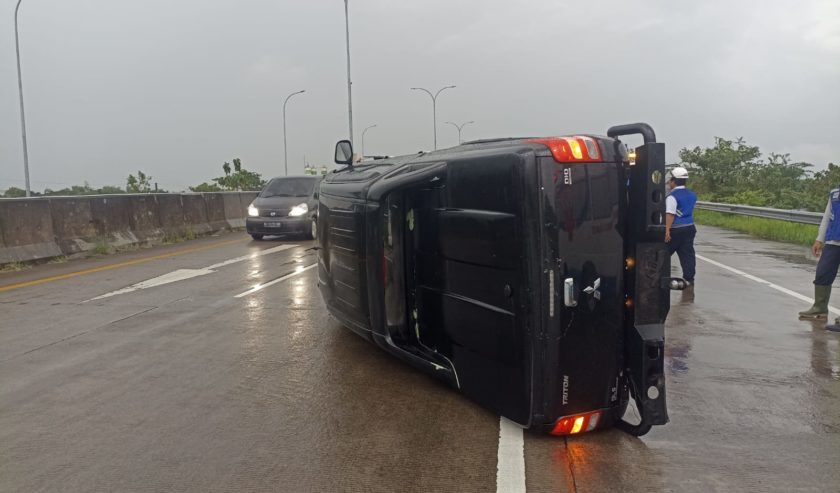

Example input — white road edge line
[497,417,526,493]
[696,254,840,316]
[234,263,317,298]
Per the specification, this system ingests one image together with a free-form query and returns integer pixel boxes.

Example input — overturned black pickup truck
[316,123,683,436]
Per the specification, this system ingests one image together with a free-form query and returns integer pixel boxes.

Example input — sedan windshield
[260,178,317,198]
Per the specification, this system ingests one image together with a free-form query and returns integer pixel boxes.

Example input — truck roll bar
[607,123,657,144]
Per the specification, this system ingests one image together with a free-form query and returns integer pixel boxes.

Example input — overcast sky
[1,0,838,191]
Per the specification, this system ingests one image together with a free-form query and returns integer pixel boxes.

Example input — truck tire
[616,377,652,437]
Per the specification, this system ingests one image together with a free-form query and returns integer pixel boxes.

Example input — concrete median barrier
[128,195,164,242]
[48,197,97,255]
[0,199,62,263]
[155,195,187,237]
[203,193,228,232]
[181,194,212,236]
[223,193,246,229]
[154,194,187,238]
[90,196,139,249]
[0,191,255,265]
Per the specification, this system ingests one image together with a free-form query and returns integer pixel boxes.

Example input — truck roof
[331,134,621,174]
[321,134,626,201]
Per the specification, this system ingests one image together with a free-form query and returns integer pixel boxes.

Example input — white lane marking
[496,417,526,493]
[89,269,214,300]
[203,244,292,270]
[234,263,317,298]
[696,254,840,315]
[86,244,298,301]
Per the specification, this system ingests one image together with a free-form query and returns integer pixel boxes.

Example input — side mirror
[334,140,354,165]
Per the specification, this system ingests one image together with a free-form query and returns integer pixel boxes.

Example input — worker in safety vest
[799,186,840,330]
[665,167,697,286]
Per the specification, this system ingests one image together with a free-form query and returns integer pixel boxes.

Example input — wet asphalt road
[0,227,838,493]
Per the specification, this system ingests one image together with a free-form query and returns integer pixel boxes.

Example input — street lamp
[445,121,474,145]
[411,85,455,150]
[344,0,354,146]
[14,0,31,197]
[361,124,377,158]
[283,89,305,176]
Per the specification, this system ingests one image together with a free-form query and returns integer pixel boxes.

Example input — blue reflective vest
[670,188,697,227]
[825,188,840,242]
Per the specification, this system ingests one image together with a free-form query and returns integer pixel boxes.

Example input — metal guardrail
[696,201,822,225]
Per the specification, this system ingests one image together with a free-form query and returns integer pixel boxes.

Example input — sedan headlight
[248,204,259,217]
[289,203,309,217]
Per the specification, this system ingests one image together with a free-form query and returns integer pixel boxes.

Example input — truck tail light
[550,410,603,435]
[528,136,602,163]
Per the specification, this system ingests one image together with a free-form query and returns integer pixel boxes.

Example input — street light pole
[14,0,31,197]
[344,0,354,147]
[445,120,475,144]
[283,90,305,176]
[410,85,455,150]
[361,124,377,158]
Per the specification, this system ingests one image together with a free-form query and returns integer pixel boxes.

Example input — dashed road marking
[86,244,297,301]
[234,263,317,298]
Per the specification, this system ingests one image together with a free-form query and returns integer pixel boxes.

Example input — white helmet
[671,167,689,179]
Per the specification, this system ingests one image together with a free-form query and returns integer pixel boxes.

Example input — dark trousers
[668,225,696,283]
[815,244,840,286]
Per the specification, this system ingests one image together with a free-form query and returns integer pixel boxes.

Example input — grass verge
[0,261,29,273]
[694,209,818,246]
[93,241,111,255]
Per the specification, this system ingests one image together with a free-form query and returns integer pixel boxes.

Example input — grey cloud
[1,0,837,191]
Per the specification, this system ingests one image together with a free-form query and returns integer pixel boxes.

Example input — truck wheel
[616,378,652,437]
[251,234,264,241]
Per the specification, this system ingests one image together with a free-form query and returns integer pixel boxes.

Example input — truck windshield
[260,178,317,198]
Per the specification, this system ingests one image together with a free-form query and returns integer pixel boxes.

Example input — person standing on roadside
[799,187,840,323]
[665,167,697,286]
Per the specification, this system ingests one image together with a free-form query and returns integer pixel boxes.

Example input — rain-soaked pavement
[0,226,838,493]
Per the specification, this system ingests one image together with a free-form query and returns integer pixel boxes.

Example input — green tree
[41,184,125,196]
[678,137,819,210]
[678,137,762,200]
[126,171,153,193]
[744,153,811,210]
[803,162,840,212]
[2,187,28,198]
[211,158,264,191]
[44,182,95,196]
[99,185,126,194]
[190,182,223,192]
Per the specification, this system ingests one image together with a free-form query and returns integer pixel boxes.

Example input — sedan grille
[259,209,290,218]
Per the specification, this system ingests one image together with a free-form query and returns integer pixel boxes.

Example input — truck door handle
[564,278,578,307]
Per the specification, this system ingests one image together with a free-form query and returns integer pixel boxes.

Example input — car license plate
[265,222,283,228]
